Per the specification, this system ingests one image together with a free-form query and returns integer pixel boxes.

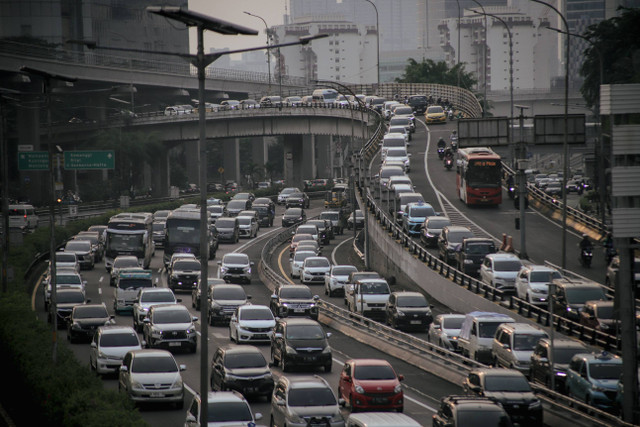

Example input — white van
[312,88,339,104]
[9,204,38,229]
[457,311,515,363]
[347,412,422,427]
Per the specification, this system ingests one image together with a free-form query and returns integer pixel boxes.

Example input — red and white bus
[456,147,502,206]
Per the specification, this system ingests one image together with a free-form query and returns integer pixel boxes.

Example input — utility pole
[515,105,529,259]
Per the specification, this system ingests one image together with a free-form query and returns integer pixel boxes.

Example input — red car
[338,358,404,412]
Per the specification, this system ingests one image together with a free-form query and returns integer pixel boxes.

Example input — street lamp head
[147,6,258,35]
[299,34,329,45]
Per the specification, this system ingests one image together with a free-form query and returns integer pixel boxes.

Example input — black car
[463,368,542,427]
[168,258,201,293]
[432,395,513,427]
[270,318,332,372]
[407,94,429,114]
[252,203,275,227]
[438,226,474,265]
[270,284,319,320]
[529,338,588,392]
[225,199,251,217]
[285,192,310,209]
[191,277,225,311]
[385,291,433,331]
[306,219,332,244]
[67,303,113,343]
[281,208,306,228]
[210,345,274,399]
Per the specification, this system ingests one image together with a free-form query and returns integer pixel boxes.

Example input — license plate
[169,342,181,347]
[372,398,388,404]
[410,320,422,325]
[294,308,305,313]
[150,392,164,398]
[254,334,267,339]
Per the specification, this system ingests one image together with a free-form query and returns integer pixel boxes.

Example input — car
[67,303,114,343]
[463,368,543,426]
[566,351,622,411]
[225,199,251,217]
[236,215,258,238]
[479,253,523,294]
[217,253,253,284]
[233,192,255,203]
[207,204,225,221]
[290,250,316,279]
[401,202,435,235]
[425,105,447,124]
[407,94,429,114]
[290,234,315,256]
[284,96,303,107]
[491,323,548,375]
[347,210,365,230]
[387,125,411,143]
[420,216,452,248]
[109,255,140,285]
[168,257,201,293]
[239,98,260,109]
[301,256,331,285]
[208,284,250,326]
[324,265,358,297]
[296,241,322,256]
[432,395,513,427]
[270,375,344,427]
[151,221,166,248]
[579,300,619,334]
[132,288,180,332]
[191,277,225,311]
[164,105,186,116]
[551,278,608,322]
[271,317,332,372]
[63,239,94,270]
[306,219,333,243]
[384,147,411,172]
[270,284,320,320]
[215,217,240,243]
[220,100,240,110]
[285,192,310,209]
[49,251,80,273]
[119,349,186,408]
[428,314,466,352]
[338,359,404,412]
[455,238,497,277]
[529,338,587,391]
[114,269,153,313]
[229,304,276,344]
[260,95,283,107]
[278,187,301,205]
[209,345,274,400]
[74,231,104,262]
[185,390,263,426]
[43,269,86,310]
[142,304,198,353]
[295,224,320,243]
[515,265,562,305]
[165,252,197,272]
[252,203,275,227]
[348,278,391,320]
[89,326,142,375]
[438,226,474,265]
[392,105,416,131]
[48,288,89,327]
[605,255,640,289]
[344,271,381,306]
[282,207,306,228]
[385,291,433,331]
[320,210,345,235]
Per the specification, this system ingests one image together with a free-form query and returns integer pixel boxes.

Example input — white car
[387,125,411,143]
[384,147,411,172]
[324,265,358,298]
[229,304,276,343]
[301,256,331,285]
[132,288,180,332]
[515,265,562,305]
[479,253,524,294]
[290,250,316,279]
[119,349,185,408]
[185,391,262,427]
[296,224,319,243]
[428,314,466,352]
[89,326,142,375]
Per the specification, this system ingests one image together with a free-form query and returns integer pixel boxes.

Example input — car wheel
[271,348,279,367]
[190,344,197,354]
[270,415,275,427]
[324,362,332,373]
[281,356,290,372]
[175,399,184,410]
[210,316,215,326]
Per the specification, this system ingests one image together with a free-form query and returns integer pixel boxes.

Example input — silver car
[132,288,180,332]
[119,349,185,408]
[428,314,466,352]
[218,253,253,284]
[324,265,358,297]
[89,326,142,375]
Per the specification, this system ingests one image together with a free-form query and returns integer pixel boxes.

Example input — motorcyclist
[579,234,593,251]
[443,147,454,162]
[506,175,514,189]
[437,137,446,149]
[450,130,458,141]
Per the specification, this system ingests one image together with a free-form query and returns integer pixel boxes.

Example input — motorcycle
[579,246,593,268]
[450,135,458,152]
[437,147,445,160]
[507,186,515,199]
[604,246,617,265]
[444,157,453,170]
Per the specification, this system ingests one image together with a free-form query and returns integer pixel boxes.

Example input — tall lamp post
[363,0,380,85]
[469,0,488,117]
[244,11,272,94]
[530,0,570,270]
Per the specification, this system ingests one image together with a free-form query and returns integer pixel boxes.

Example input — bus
[456,147,502,206]
[104,212,154,271]
[163,209,217,268]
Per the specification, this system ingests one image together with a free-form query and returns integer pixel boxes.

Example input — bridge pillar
[315,135,332,180]
[153,148,170,197]
[184,141,199,187]
[223,138,240,184]
[251,137,269,168]
[302,135,316,181]
[283,135,303,188]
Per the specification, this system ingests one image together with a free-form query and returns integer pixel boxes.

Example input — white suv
[185,391,262,426]
[271,375,344,427]
[480,253,523,294]
[301,256,331,285]
[515,265,562,305]
[90,325,142,375]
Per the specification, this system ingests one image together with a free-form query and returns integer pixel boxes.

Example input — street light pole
[469,0,488,117]
[244,11,272,94]
[363,0,380,85]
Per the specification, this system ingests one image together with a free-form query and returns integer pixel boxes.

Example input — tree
[395,58,478,90]
[580,7,640,109]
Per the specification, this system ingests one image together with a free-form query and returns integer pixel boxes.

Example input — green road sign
[18,151,49,171]
[64,150,115,170]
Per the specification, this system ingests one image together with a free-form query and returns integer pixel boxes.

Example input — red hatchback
[338,358,404,412]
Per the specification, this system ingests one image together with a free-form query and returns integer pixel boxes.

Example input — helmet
[452,130,457,134]
[582,233,588,238]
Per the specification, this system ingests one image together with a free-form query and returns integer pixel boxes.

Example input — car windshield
[216,218,236,228]
[389,127,406,134]
[118,278,151,290]
[306,259,330,268]
[409,206,433,217]
[298,226,317,234]
[56,253,77,263]
[226,200,246,209]
[355,211,364,219]
[428,106,444,114]
[513,334,546,351]
[213,287,246,300]
[321,212,340,221]
[294,252,315,262]
[595,305,614,319]
[448,231,473,243]
[397,295,428,307]
[285,209,302,217]
[237,217,252,225]
[443,317,465,329]
[333,266,357,276]
[206,402,252,422]
[153,309,191,324]
[224,254,249,265]
[56,292,84,303]
[565,287,606,304]
[114,258,139,269]
[467,243,495,255]
[65,241,90,251]
[57,274,81,284]
[280,287,312,299]
[288,388,336,407]
[484,375,531,392]
[494,260,522,272]
[354,365,396,380]
[174,260,200,271]
[387,148,407,157]
[289,193,304,198]
[553,347,585,364]
[76,235,98,244]
[225,352,266,369]
[281,188,297,195]
[140,291,175,303]
[395,107,413,115]
[131,355,178,373]
[152,223,164,232]
[100,332,139,347]
[427,219,451,229]
[380,168,404,178]
[457,409,510,426]
[286,325,324,340]
[208,206,224,213]
[530,271,562,282]
[293,235,313,243]
[239,307,273,321]
[589,362,622,379]
[478,322,504,338]
[74,306,108,319]
[361,283,390,294]
[390,118,410,126]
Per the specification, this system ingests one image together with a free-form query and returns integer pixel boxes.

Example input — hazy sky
[188,0,288,55]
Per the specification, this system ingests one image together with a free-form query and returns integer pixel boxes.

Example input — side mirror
[254,413,263,421]
[326,332,332,338]
[313,295,320,301]
[247,295,252,300]
[140,340,146,347]
[217,261,221,265]
[539,357,548,363]
[271,294,277,300]
[275,397,285,406]
[186,414,197,423]
[398,374,405,381]
[86,298,91,303]
[250,261,255,266]
[143,318,150,323]
[179,364,187,371]
[192,316,198,322]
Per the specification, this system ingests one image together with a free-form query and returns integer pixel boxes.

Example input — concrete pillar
[153,148,170,197]
[184,141,199,186]
[283,135,303,188]
[251,137,269,168]
[315,135,332,180]
[301,134,316,180]
[223,138,240,184]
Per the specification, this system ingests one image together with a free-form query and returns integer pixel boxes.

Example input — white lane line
[98,276,104,283]
[155,277,159,284]
[157,267,163,274]
[331,236,354,265]
[98,288,102,295]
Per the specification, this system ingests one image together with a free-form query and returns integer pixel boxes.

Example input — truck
[455,238,497,277]
[457,311,515,363]
[347,278,391,320]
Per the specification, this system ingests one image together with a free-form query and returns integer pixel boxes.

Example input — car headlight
[288,414,305,424]
[355,385,365,394]
[243,266,251,273]
[394,384,403,394]
[152,329,163,337]
[220,267,228,273]
[285,346,297,354]
[131,379,144,390]
[322,346,331,354]
[225,373,241,381]
[397,311,406,317]
[528,399,541,409]
[186,327,195,334]
[172,377,183,389]
[592,385,607,392]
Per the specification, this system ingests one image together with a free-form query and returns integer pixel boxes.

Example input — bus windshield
[467,162,502,188]
[107,234,144,252]
[165,219,200,245]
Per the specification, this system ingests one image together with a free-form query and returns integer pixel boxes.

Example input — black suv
[456,237,497,277]
[385,291,433,331]
[407,95,428,114]
[168,258,201,293]
[270,285,319,320]
[285,192,310,209]
[282,208,306,228]
[270,318,332,372]
[251,203,275,227]
[210,345,274,399]
[432,395,512,427]
[67,303,113,343]
[550,278,608,322]
[208,284,250,326]
[438,226,474,265]
[463,368,542,427]
[529,338,587,392]
[306,219,332,244]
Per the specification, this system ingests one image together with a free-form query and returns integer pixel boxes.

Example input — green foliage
[580,7,640,108]
[395,58,478,90]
